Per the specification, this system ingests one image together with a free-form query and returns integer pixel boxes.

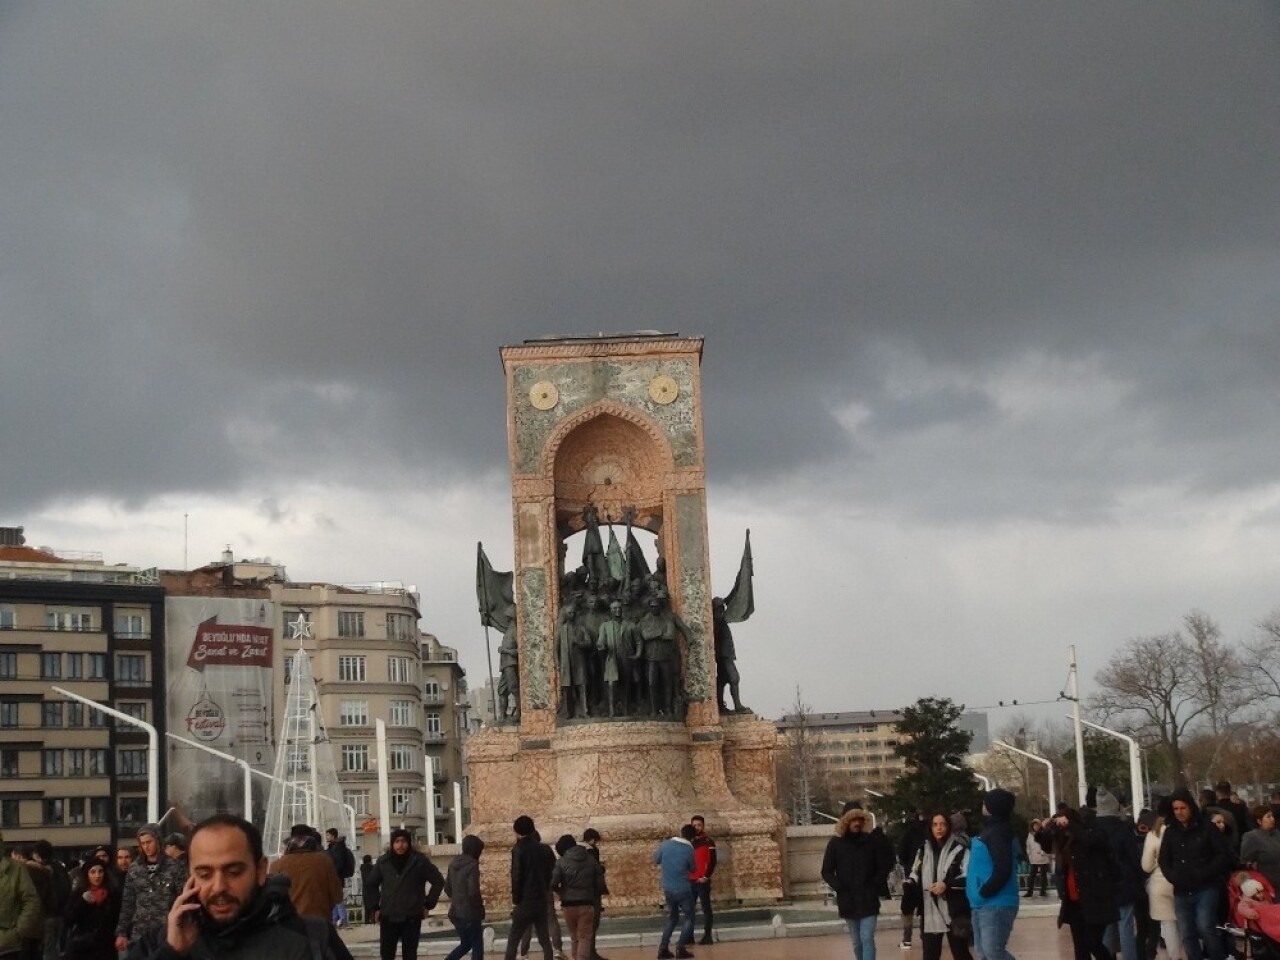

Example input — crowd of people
[817,780,1280,960]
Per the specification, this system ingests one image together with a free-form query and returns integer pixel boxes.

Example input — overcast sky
[3,2,1278,731]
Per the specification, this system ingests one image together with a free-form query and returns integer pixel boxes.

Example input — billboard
[165,598,278,823]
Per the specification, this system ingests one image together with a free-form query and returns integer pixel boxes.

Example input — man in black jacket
[364,829,445,960]
[503,816,555,960]
[1158,789,1230,960]
[821,803,895,960]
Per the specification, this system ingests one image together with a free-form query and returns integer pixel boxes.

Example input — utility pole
[1068,646,1088,805]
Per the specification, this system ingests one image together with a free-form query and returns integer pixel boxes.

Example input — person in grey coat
[443,836,485,960]
[550,835,605,960]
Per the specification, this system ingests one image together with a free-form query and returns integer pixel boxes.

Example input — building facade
[0,528,166,858]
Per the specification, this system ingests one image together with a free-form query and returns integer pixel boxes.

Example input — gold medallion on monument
[529,380,559,410]
[649,374,679,405]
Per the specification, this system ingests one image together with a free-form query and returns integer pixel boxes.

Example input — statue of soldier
[581,504,612,593]
[712,597,747,714]
[596,600,642,718]
[496,621,520,721]
[638,595,691,718]
[578,591,607,712]
[556,603,592,719]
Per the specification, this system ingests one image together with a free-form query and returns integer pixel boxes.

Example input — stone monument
[468,333,783,910]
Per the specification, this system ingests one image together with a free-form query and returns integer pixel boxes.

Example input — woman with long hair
[62,861,119,960]
[910,811,973,960]
[1048,807,1119,960]
[1142,812,1184,960]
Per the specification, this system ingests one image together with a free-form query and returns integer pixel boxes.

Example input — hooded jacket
[820,810,894,920]
[1158,790,1230,894]
[0,850,42,956]
[364,833,445,923]
[444,836,485,923]
[147,875,326,960]
[116,852,187,943]
[967,788,1020,908]
[268,848,344,920]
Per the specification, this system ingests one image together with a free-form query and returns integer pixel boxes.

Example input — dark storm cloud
[2,2,1278,520]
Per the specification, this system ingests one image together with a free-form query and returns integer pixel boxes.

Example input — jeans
[1173,887,1224,960]
[1104,902,1137,960]
[660,889,695,951]
[844,915,877,960]
[380,918,423,960]
[444,918,485,960]
[972,906,1018,960]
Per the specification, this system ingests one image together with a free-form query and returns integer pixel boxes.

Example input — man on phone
[154,813,334,960]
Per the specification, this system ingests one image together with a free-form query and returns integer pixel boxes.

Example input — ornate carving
[519,569,551,709]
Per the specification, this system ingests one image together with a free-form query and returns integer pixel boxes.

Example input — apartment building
[0,528,165,857]
[420,632,470,843]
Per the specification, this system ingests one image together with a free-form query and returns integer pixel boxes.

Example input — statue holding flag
[714,530,754,714]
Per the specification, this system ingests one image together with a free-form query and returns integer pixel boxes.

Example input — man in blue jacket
[652,824,697,960]
[967,789,1020,960]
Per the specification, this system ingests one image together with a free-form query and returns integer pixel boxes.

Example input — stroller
[1226,869,1280,960]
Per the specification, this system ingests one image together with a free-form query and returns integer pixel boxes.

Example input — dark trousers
[444,918,485,960]
[1025,864,1050,896]
[1068,918,1114,960]
[380,918,424,960]
[506,900,552,960]
[923,930,974,960]
[695,879,713,936]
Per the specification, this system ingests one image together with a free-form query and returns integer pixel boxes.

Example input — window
[65,653,83,679]
[89,749,108,776]
[0,702,17,728]
[423,679,441,700]
[90,798,111,824]
[117,749,148,777]
[67,703,84,727]
[283,657,293,686]
[343,790,369,816]
[339,700,368,726]
[387,657,412,684]
[286,746,310,773]
[68,797,86,824]
[42,702,63,728]
[388,700,414,727]
[337,656,365,682]
[67,749,85,777]
[1,799,19,827]
[389,744,415,772]
[0,608,13,629]
[88,653,107,679]
[390,788,414,815]
[42,799,63,825]
[114,613,146,637]
[425,712,442,737]
[1,750,17,778]
[118,798,145,825]
[386,613,414,640]
[117,655,147,685]
[0,653,15,679]
[47,610,92,631]
[42,750,63,776]
[434,791,444,813]
[117,702,147,723]
[429,755,442,778]
[341,744,369,772]
[337,611,365,638]
[88,709,107,729]
[40,653,60,679]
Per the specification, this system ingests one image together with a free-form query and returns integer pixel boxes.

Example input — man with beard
[150,813,332,959]
[364,829,445,960]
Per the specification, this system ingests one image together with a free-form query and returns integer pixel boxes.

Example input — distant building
[776,707,990,798]
[0,527,166,858]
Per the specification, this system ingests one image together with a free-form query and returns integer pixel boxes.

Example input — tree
[882,697,981,822]
[1091,612,1249,789]
[1241,609,1280,721]
[776,686,827,825]
[1063,730,1129,799]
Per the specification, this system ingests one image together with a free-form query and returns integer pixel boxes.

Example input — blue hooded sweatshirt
[967,788,1021,909]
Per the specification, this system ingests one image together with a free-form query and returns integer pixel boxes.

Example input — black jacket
[821,827,894,920]
[1058,820,1121,927]
[1158,794,1231,894]
[1095,815,1145,906]
[364,852,445,923]
[510,835,555,907]
[551,845,605,907]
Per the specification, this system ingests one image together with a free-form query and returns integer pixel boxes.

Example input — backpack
[335,844,355,881]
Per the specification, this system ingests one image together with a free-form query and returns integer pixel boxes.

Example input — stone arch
[543,401,673,531]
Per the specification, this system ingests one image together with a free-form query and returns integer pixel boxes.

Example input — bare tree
[1092,630,1214,788]
[778,686,822,825]
[1184,610,1252,735]
[1241,609,1280,719]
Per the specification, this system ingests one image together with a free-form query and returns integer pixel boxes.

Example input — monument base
[467,713,784,910]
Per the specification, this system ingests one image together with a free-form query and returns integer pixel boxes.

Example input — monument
[469,333,783,910]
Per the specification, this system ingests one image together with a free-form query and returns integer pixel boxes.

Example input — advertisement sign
[166,598,277,823]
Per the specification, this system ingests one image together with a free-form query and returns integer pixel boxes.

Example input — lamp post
[54,685,158,824]
[1068,646,1088,806]
[1071,716,1145,814]
[948,763,991,791]
[992,740,1056,814]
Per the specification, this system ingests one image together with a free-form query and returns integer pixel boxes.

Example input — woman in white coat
[1142,814,1183,960]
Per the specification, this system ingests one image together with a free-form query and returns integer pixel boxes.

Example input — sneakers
[901,942,913,950]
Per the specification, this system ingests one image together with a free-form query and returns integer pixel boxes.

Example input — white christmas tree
[262,613,349,858]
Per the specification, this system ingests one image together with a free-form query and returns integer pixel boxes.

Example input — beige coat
[1142,827,1175,922]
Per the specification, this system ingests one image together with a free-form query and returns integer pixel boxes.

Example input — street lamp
[992,741,1056,814]
[54,685,158,824]
[948,763,991,791]
[1067,715,1145,814]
